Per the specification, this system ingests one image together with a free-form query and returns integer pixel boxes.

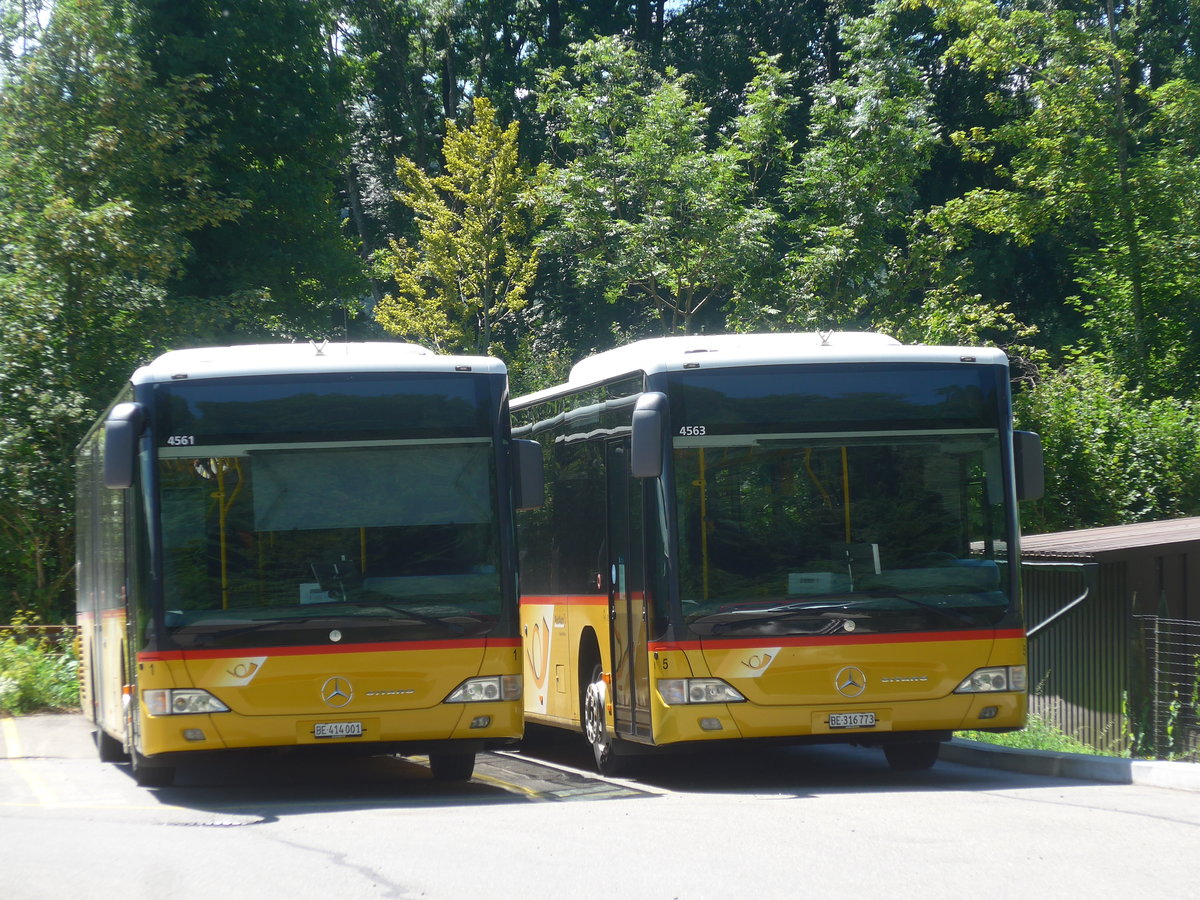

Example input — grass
[0,626,80,716]
[957,713,1108,756]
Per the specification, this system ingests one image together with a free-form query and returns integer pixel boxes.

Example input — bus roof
[513,332,1009,407]
[130,342,507,384]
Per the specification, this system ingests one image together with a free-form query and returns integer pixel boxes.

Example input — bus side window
[553,441,606,595]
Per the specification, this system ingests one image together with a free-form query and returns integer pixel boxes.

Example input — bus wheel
[583,664,618,775]
[95,729,127,763]
[428,751,475,782]
[884,741,941,772]
[130,750,175,788]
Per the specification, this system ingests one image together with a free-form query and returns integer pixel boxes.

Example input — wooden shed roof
[1021,517,1200,559]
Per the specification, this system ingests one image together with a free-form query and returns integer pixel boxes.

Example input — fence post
[1149,616,1163,758]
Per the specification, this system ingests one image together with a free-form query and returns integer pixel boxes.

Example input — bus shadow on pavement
[124,743,658,818]
[130,751,525,817]
[510,728,1092,798]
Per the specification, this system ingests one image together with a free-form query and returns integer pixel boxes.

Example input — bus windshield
[153,375,504,649]
[668,365,1013,637]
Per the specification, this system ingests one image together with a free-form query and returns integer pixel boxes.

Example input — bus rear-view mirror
[1014,430,1044,501]
[631,392,668,479]
[513,439,544,509]
[104,402,145,490]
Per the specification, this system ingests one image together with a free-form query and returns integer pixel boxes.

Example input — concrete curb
[942,738,1200,792]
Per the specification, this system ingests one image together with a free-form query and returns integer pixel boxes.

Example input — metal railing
[1133,616,1200,762]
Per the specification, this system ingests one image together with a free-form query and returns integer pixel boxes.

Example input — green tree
[767,1,939,329]
[924,0,1200,397]
[1015,358,1200,533]
[537,37,794,335]
[135,0,364,334]
[731,0,1028,355]
[0,0,237,620]
[664,0,857,131]
[373,97,541,353]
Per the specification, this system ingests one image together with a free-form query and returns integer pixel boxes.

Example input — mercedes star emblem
[835,666,867,698]
[321,676,353,708]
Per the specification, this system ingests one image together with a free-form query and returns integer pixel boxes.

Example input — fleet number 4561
[166,435,196,446]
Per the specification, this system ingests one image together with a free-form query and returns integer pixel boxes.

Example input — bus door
[605,440,652,740]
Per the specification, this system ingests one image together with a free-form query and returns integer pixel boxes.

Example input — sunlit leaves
[922,0,1200,396]
[762,1,943,332]
[1015,358,1200,532]
[373,96,541,353]
[537,37,793,335]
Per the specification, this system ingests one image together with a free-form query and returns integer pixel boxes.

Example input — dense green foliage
[0,618,79,714]
[1015,358,1200,532]
[2,0,1199,622]
[374,97,541,351]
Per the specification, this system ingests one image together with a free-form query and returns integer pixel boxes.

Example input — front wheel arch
[576,628,602,729]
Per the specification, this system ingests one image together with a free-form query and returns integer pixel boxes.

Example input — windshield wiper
[180,613,359,645]
[697,595,858,617]
[706,614,850,636]
[180,604,466,645]
[691,601,856,636]
[342,598,467,636]
[864,591,979,628]
[691,592,979,634]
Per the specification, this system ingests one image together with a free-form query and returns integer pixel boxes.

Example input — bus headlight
[143,689,230,716]
[955,666,1027,693]
[657,678,746,705]
[445,675,522,703]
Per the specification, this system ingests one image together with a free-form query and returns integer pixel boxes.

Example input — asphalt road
[3,714,1198,899]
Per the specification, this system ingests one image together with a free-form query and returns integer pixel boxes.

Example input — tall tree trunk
[440,22,458,122]
[343,163,384,306]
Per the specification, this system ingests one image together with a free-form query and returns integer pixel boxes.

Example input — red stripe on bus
[138,637,519,662]
[649,628,1025,652]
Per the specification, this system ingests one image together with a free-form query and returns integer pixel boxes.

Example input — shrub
[0,614,80,715]
[957,713,1106,756]
[1015,357,1200,533]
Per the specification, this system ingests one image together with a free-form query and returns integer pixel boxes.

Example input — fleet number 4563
[678,425,706,436]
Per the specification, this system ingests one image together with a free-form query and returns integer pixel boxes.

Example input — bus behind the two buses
[76,342,541,785]
[512,332,1042,773]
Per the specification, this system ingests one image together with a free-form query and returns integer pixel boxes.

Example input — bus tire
[130,750,175,787]
[583,664,623,776]
[883,740,941,772]
[95,728,127,763]
[428,751,475,781]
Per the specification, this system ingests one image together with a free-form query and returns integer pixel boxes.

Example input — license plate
[829,712,876,729]
[314,721,363,739]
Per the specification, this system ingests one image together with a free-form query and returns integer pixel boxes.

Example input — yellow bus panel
[135,642,522,757]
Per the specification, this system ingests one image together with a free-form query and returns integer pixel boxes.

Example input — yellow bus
[76,342,542,786]
[512,333,1042,773]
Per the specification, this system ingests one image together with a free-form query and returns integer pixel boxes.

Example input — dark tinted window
[667,363,1002,435]
[155,373,499,446]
